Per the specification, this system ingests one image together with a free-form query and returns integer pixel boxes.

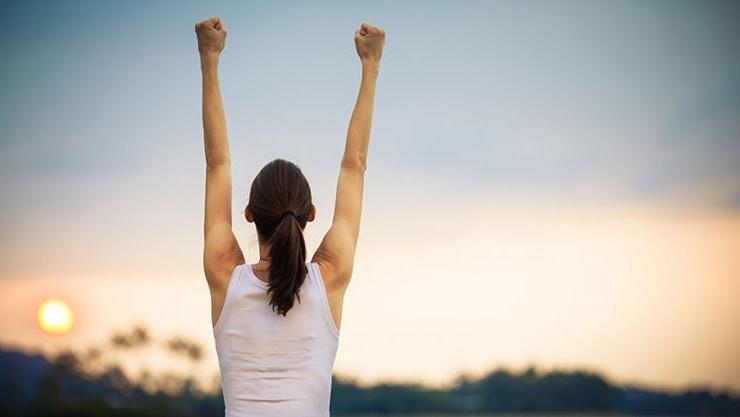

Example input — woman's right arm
[313,23,386,311]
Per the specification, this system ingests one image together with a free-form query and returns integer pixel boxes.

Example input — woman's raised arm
[196,17,245,295]
[313,23,386,297]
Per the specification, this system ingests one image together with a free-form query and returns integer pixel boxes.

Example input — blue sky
[1,0,740,391]
[2,1,739,213]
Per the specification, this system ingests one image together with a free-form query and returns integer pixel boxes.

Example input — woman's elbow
[340,153,368,173]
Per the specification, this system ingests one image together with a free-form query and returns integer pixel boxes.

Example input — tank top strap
[244,263,270,290]
[308,261,340,337]
[212,263,245,334]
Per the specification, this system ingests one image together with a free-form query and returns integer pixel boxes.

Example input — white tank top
[212,261,340,417]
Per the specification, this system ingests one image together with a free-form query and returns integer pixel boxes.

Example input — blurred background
[1,0,739,415]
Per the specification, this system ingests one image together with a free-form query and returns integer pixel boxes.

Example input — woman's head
[245,158,315,316]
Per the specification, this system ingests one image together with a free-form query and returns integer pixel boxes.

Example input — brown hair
[246,158,312,316]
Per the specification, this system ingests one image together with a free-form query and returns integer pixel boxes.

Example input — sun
[38,299,74,334]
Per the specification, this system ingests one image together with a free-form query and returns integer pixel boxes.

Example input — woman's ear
[308,204,317,222]
[245,206,254,223]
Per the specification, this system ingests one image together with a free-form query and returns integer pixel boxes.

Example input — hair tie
[281,210,297,220]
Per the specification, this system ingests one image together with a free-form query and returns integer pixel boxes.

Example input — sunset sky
[1,0,739,393]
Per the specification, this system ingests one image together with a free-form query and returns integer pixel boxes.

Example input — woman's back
[213,262,340,417]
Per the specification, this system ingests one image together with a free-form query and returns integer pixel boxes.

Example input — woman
[195,16,385,416]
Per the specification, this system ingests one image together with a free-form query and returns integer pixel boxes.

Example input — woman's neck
[254,240,271,271]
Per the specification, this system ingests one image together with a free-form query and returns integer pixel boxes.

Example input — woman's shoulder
[205,259,244,293]
[310,255,352,292]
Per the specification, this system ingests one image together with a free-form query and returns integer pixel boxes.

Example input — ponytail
[247,158,313,317]
[266,211,307,316]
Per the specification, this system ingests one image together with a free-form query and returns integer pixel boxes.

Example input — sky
[1,0,739,393]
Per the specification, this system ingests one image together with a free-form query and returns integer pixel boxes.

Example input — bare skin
[196,17,386,331]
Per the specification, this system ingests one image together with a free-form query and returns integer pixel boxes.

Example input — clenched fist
[195,16,227,58]
[354,22,385,64]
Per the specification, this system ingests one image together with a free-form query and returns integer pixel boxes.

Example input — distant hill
[1,347,738,416]
[332,368,740,415]
[0,347,133,415]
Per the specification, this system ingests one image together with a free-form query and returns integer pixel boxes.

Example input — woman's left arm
[196,17,245,292]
